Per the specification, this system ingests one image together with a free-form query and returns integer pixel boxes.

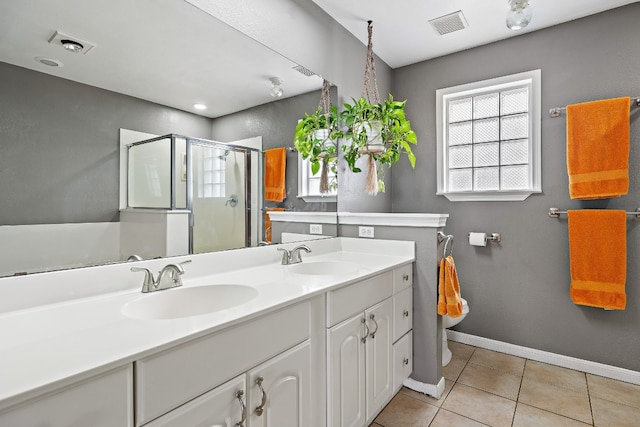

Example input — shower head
[217,150,231,160]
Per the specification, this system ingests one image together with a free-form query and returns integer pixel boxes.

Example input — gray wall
[212,0,395,214]
[391,3,640,371]
[211,88,337,213]
[0,62,212,225]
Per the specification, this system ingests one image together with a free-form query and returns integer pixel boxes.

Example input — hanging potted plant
[293,80,339,193]
[341,21,418,195]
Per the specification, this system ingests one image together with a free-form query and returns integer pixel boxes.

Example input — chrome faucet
[277,244,311,265]
[131,260,192,293]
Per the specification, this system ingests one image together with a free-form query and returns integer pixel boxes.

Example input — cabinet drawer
[393,286,413,342]
[144,375,246,427]
[0,365,133,427]
[136,301,311,425]
[393,264,413,293]
[393,332,413,392]
[327,271,393,327]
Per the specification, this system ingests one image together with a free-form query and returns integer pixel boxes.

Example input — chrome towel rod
[548,207,640,218]
[548,96,640,118]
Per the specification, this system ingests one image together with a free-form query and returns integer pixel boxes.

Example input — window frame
[436,69,542,202]
[297,153,337,203]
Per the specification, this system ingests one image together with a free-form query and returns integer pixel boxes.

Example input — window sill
[298,194,337,203]
[438,190,540,202]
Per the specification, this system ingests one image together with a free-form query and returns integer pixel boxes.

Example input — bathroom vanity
[0,237,415,426]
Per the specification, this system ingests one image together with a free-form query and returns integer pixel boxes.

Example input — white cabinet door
[144,375,246,427]
[327,314,366,427]
[365,298,394,421]
[247,341,311,427]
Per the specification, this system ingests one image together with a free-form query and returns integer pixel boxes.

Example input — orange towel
[566,97,630,200]
[264,207,284,243]
[437,256,463,317]
[264,148,287,202]
[568,210,626,310]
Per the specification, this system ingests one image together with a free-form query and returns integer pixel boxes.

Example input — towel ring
[437,231,455,258]
[443,235,454,258]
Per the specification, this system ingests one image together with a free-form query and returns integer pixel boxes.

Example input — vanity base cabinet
[327,298,393,427]
[327,264,414,427]
[0,365,133,426]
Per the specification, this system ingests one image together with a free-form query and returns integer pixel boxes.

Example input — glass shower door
[190,143,247,253]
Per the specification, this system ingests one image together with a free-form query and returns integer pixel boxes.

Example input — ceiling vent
[429,11,469,36]
[292,64,316,77]
[48,30,96,55]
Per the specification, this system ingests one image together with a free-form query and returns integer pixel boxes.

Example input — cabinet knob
[403,274,409,281]
[403,358,409,366]
[254,376,267,416]
[235,390,247,427]
[403,310,410,318]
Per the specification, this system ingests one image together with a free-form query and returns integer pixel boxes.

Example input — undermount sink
[287,260,359,276]
[121,285,259,320]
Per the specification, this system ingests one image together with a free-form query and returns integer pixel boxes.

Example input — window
[436,69,541,201]
[297,154,337,203]
[197,146,226,198]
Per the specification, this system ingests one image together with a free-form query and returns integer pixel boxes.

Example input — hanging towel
[566,97,630,200]
[264,148,287,202]
[437,256,463,317]
[264,207,284,243]
[568,210,626,310]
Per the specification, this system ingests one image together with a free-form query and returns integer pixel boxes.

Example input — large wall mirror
[0,0,337,277]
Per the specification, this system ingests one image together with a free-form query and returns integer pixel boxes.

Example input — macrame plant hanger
[318,79,332,194]
[361,20,381,196]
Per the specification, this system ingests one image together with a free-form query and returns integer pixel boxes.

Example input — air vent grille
[429,11,469,36]
[292,65,316,77]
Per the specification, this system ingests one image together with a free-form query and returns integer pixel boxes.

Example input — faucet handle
[131,267,155,293]
[277,247,291,265]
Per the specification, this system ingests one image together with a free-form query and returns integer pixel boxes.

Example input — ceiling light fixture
[506,0,532,31]
[193,103,207,110]
[35,56,63,67]
[269,77,283,98]
[60,39,84,53]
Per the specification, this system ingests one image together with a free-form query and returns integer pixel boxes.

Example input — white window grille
[436,70,541,201]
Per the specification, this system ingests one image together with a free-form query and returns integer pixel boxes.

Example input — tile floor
[370,342,640,426]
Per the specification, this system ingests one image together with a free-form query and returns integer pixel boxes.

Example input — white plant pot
[356,120,384,154]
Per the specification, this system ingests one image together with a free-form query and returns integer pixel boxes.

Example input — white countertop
[0,237,414,411]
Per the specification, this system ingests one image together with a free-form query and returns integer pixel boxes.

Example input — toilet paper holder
[467,232,501,244]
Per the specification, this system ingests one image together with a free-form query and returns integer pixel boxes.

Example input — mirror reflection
[0,0,337,277]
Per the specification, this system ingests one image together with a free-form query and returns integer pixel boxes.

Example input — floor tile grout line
[586,374,595,426]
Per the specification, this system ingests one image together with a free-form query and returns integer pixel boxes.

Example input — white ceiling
[1,0,637,119]
[0,0,322,118]
[311,0,640,68]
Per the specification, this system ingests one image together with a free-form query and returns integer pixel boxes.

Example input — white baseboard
[403,376,446,399]
[448,330,640,386]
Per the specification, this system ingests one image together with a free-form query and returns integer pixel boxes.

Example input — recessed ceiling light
[193,103,207,110]
[48,31,96,55]
[60,39,84,53]
[35,56,63,67]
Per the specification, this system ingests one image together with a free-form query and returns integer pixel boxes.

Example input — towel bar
[549,96,640,118]
[548,207,640,218]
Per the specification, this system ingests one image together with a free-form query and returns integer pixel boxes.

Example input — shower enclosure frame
[126,133,261,253]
